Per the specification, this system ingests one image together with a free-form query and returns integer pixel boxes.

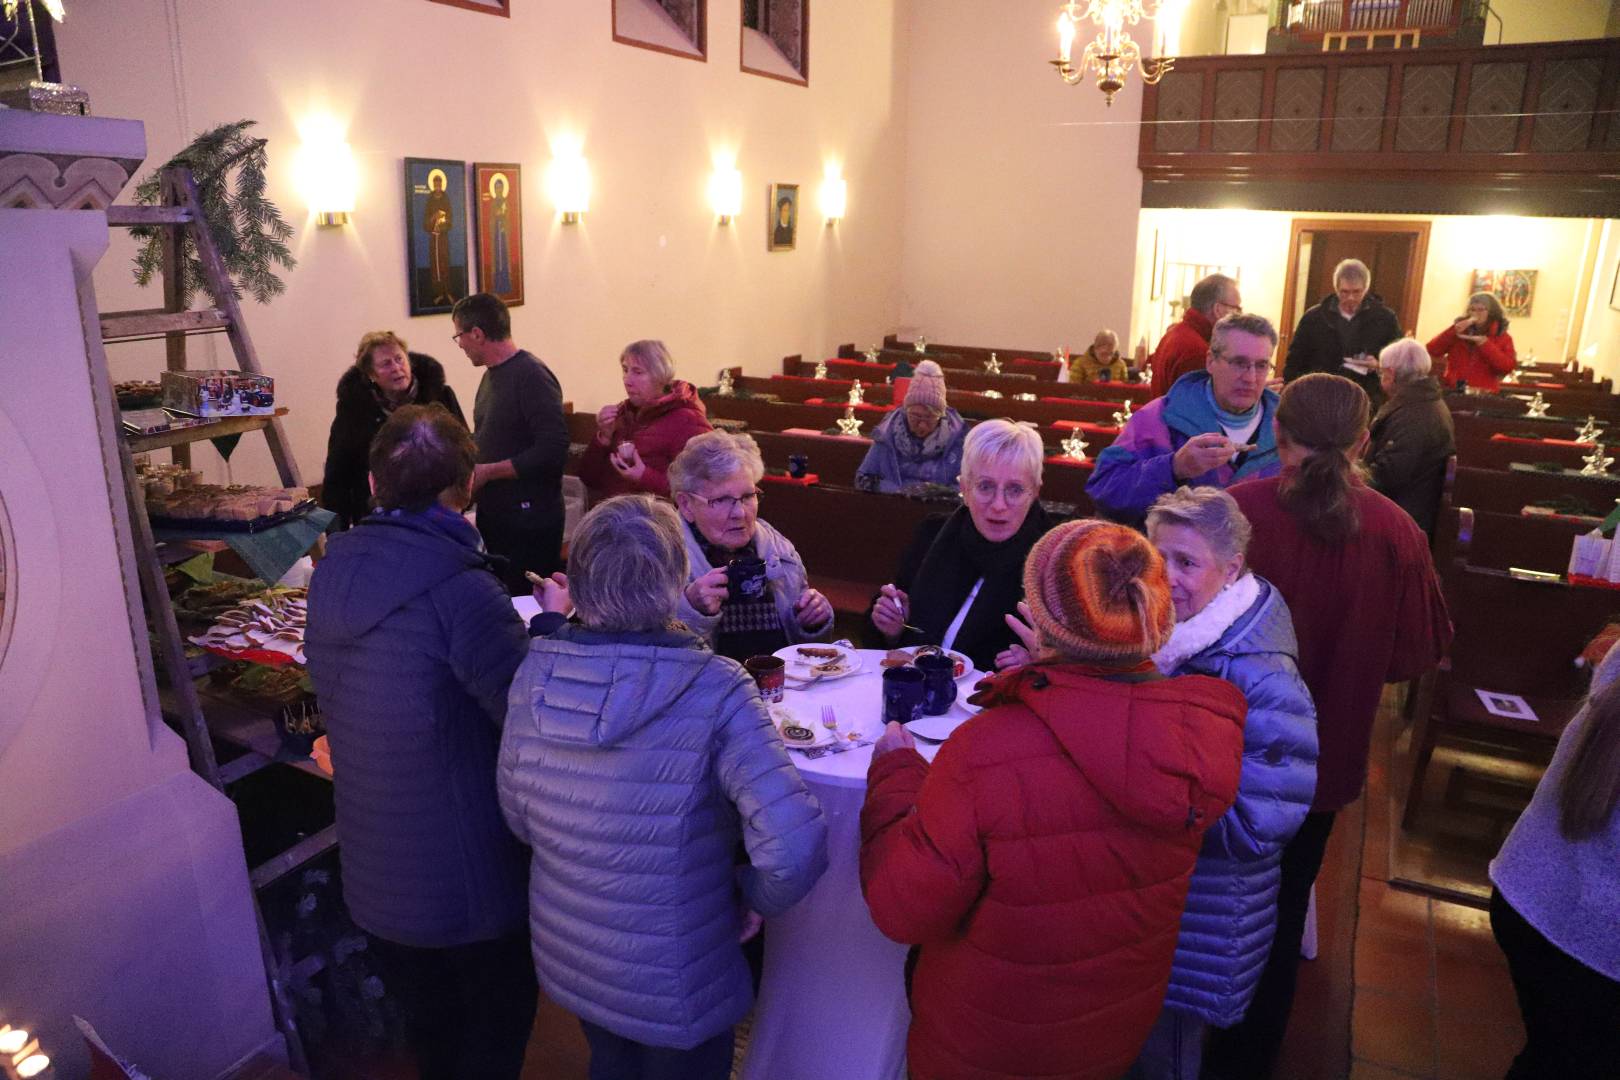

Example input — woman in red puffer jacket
[1426,292,1517,391]
[578,339,713,501]
[860,519,1246,1080]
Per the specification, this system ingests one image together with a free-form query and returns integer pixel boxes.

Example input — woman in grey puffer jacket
[498,494,829,1078]
[1130,487,1319,1080]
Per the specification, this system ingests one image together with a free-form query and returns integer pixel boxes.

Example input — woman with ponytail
[1488,642,1620,1079]
[1205,374,1452,1080]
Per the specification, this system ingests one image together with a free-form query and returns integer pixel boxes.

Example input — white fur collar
[1153,572,1261,675]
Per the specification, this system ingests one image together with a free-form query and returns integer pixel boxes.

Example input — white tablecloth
[738,649,977,1080]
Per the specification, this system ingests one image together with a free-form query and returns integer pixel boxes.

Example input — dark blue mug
[916,652,958,715]
[881,666,926,725]
[787,453,810,478]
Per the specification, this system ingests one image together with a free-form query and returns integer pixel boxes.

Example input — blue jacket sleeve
[439,569,531,729]
[1200,661,1319,862]
[1086,442,1179,522]
[855,437,895,492]
[714,675,829,916]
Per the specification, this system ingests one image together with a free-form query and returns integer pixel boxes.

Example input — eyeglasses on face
[695,489,762,513]
[451,327,474,343]
[1215,300,1244,315]
[1216,355,1273,376]
[967,478,1034,505]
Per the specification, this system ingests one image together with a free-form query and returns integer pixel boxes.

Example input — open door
[1279,218,1430,361]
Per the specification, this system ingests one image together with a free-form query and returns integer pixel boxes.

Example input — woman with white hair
[1069,329,1129,384]
[670,430,833,661]
[1129,486,1318,1080]
[1366,337,1456,536]
[578,338,712,501]
[866,419,1058,673]
[498,494,827,1080]
[1426,291,1517,391]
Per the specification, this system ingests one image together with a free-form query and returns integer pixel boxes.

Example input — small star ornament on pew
[836,406,864,437]
[1061,431,1089,462]
[716,369,735,397]
[984,352,1002,375]
[914,337,928,354]
[1112,399,1134,427]
[1139,362,1153,386]
[981,389,1003,399]
[1576,416,1604,443]
[1013,392,1038,402]
[813,359,829,380]
[1525,392,1549,418]
[848,379,865,407]
[864,345,881,363]
[1580,445,1614,477]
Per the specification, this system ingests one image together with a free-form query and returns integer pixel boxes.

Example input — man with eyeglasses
[452,292,570,594]
[1149,273,1242,400]
[1088,313,1283,529]
[1283,257,1401,411]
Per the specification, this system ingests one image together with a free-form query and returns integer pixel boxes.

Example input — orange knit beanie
[1022,519,1174,663]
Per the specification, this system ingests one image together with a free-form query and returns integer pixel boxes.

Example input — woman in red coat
[1426,292,1516,391]
[860,520,1247,1080]
[578,339,712,501]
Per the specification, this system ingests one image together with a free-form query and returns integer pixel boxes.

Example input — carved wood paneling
[1154,71,1204,153]
[1213,70,1264,152]
[1332,66,1390,152]
[1272,67,1326,152]
[1461,61,1527,153]
[1395,64,1456,152]
[0,152,134,210]
[1530,58,1602,154]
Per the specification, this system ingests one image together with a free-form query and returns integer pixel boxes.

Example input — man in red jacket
[1149,273,1242,400]
[860,519,1245,1080]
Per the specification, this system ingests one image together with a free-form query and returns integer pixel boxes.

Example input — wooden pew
[1451,510,1591,575]
[1453,433,1594,472]
[1451,465,1620,518]
[1403,507,1618,830]
[795,354,1151,403]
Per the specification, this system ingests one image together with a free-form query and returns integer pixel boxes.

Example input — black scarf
[905,502,1054,673]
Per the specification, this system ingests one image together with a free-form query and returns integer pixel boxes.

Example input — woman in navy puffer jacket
[1131,487,1319,1080]
[498,494,828,1078]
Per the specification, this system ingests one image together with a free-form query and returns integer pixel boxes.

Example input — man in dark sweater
[453,292,570,593]
[1283,257,1402,412]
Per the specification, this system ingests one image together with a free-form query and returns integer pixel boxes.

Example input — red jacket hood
[979,663,1246,834]
[617,379,706,434]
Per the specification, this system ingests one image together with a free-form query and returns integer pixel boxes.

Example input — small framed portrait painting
[768,182,798,252]
[404,157,469,317]
[473,162,524,307]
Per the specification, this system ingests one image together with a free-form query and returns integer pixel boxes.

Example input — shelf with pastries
[123,408,289,453]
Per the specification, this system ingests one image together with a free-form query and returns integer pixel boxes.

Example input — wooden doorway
[1279,219,1430,360]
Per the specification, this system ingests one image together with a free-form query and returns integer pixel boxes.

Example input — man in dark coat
[305,405,549,1080]
[1148,273,1241,400]
[1283,258,1402,411]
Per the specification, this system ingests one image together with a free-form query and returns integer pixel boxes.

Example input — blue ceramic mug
[916,652,958,715]
[881,665,926,725]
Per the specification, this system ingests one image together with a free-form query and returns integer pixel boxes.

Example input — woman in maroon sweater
[578,339,712,502]
[1207,373,1452,1080]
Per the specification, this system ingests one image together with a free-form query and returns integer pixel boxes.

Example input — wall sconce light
[709,166,743,226]
[820,169,847,225]
[293,116,357,227]
[548,153,592,225]
[1,1024,49,1078]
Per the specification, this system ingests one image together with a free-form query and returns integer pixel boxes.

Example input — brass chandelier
[1051,0,1174,106]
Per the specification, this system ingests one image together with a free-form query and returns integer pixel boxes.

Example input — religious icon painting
[404,157,470,317]
[473,162,524,307]
[768,182,798,252]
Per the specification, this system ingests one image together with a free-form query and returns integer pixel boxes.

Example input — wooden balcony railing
[1292,0,1468,35]
[1138,37,1620,217]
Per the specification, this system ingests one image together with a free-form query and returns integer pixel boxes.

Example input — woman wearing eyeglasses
[670,430,833,661]
[865,419,1058,674]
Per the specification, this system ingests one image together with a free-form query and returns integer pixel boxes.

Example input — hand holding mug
[611,442,647,482]
[685,566,730,616]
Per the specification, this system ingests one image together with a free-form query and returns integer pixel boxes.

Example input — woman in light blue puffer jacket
[497,494,829,1078]
[1130,487,1319,1080]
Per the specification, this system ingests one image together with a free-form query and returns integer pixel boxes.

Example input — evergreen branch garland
[131,119,297,306]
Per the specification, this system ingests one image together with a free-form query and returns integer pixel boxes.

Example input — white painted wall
[1576,220,1620,384]
[895,0,1144,354]
[1132,208,1604,364]
[1494,0,1618,44]
[58,0,911,487]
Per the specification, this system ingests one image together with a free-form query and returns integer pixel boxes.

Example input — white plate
[906,708,973,742]
[894,646,977,683]
[769,703,837,748]
[774,642,863,682]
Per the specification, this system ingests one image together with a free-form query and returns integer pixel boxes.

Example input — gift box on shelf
[161,368,276,417]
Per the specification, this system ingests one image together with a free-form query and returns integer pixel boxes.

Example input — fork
[820,705,840,737]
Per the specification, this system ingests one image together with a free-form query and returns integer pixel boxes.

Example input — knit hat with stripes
[1022,518,1174,663]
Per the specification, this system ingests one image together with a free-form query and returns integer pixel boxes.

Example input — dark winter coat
[1365,376,1456,537]
[1284,293,1403,410]
[304,508,531,948]
[860,664,1246,1080]
[319,353,465,529]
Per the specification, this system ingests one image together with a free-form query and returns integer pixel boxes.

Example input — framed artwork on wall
[404,158,469,317]
[473,162,523,307]
[427,0,510,16]
[768,182,798,251]
[1469,268,1537,319]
